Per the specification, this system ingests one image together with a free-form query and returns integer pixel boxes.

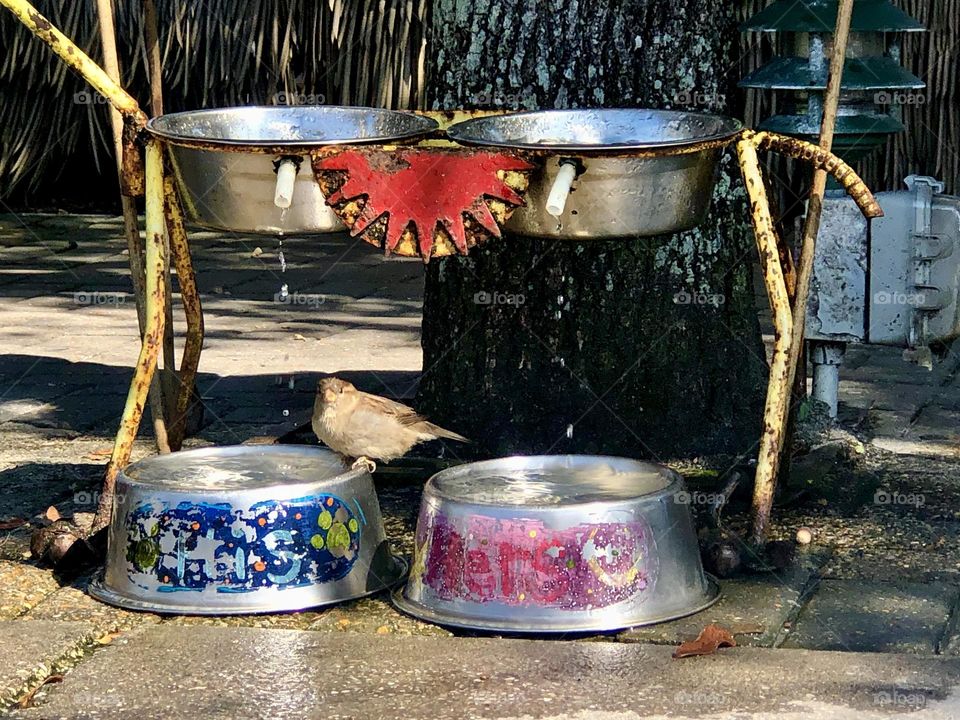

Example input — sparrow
[312,377,468,472]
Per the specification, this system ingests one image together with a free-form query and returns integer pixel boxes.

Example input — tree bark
[419,0,766,461]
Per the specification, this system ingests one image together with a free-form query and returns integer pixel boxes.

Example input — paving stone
[23,581,161,635]
[0,619,96,708]
[782,580,959,653]
[16,625,960,719]
[619,555,822,648]
[0,561,62,620]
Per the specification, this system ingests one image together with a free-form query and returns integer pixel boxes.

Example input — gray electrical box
[805,176,960,415]
[807,175,960,351]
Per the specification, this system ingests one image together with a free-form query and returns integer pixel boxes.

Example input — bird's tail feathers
[424,423,470,443]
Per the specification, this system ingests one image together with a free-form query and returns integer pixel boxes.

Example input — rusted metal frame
[163,171,205,451]
[0,0,147,128]
[742,130,882,220]
[93,140,168,532]
[736,138,795,547]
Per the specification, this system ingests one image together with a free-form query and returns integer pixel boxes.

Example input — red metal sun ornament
[313,148,533,260]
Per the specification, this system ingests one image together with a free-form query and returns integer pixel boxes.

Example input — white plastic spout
[273,158,299,209]
[545,160,578,218]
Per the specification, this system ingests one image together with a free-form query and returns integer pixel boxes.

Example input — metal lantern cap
[742,0,924,33]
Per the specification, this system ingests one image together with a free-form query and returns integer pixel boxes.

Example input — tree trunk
[419,0,766,461]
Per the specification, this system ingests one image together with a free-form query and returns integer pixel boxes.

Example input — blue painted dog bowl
[89,445,406,614]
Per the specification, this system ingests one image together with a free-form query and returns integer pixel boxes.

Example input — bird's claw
[351,456,377,474]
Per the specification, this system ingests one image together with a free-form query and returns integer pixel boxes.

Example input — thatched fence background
[0,0,956,206]
[0,0,430,203]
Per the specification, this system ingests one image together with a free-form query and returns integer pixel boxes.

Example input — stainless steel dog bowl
[89,445,405,614]
[147,106,438,235]
[446,109,742,239]
[393,455,718,633]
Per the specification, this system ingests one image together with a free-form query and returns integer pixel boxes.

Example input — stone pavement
[1,213,960,718]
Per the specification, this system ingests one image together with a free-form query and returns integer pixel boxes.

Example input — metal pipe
[93,140,167,532]
[274,158,299,209]
[810,341,846,418]
[545,160,578,217]
[736,137,795,548]
[164,173,205,451]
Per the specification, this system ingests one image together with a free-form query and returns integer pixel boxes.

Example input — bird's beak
[323,389,337,404]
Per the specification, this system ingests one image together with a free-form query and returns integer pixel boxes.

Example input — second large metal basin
[393,455,718,633]
[447,109,742,239]
[148,106,438,235]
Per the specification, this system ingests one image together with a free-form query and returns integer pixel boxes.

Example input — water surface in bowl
[149,106,436,145]
[431,456,673,506]
[124,447,345,491]
[448,109,741,150]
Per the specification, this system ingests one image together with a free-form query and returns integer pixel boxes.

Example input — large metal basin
[147,106,438,235]
[89,445,405,614]
[446,109,742,239]
[393,455,718,633]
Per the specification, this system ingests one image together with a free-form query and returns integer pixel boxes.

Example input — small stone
[796,527,813,545]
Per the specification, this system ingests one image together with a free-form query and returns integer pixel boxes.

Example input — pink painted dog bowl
[392,455,719,633]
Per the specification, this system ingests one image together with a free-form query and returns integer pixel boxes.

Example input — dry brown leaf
[44,506,61,523]
[0,518,28,531]
[672,623,737,659]
[83,448,112,461]
[17,674,64,708]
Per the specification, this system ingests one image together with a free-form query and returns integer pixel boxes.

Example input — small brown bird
[312,377,468,471]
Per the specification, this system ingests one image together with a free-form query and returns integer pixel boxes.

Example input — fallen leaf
[0,518,28,530]
[83,448,112,461]
[44,506,61,523]
[672,623,737,659]
[293,333,308,342]
[17,674,64,708]
[94,631,122,645]
[251,246,263,258]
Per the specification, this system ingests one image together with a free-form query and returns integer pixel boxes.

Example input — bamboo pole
[138,0,178,427]
[94,0,170,454]
[749,0,856,544]
[93,141,168,532]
